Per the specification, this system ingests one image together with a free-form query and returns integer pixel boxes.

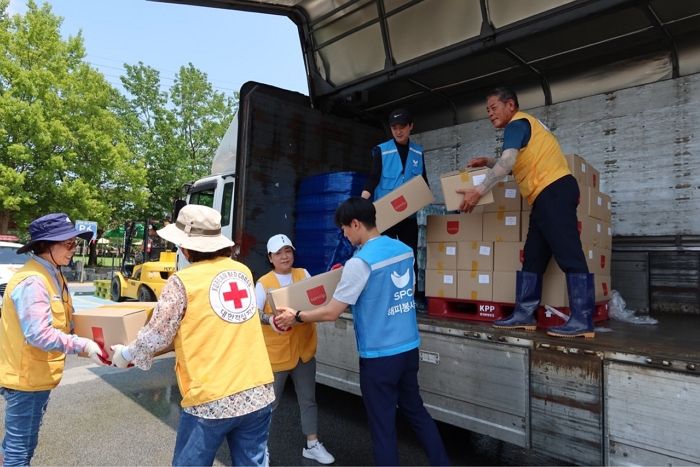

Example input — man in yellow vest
[457,87,596,338]
[0,213,108,465]
[110,205,275,466]
[255,234,335,464]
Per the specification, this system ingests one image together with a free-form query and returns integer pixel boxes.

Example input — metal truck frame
[160,1,700,464]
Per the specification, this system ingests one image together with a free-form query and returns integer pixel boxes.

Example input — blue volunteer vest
[352,236,420,358]
[373,139,424,201]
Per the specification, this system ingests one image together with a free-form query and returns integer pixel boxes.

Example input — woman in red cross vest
[110,205,275,466]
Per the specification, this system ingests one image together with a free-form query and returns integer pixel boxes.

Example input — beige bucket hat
[157,204,234,252]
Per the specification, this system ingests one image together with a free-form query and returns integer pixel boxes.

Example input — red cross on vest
[223,281,248,309]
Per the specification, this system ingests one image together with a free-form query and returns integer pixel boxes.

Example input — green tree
[0,0,149,236]
[119,62,236,221]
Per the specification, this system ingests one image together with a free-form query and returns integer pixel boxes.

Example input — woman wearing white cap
[255,234,335,465]
[110,205,275,466]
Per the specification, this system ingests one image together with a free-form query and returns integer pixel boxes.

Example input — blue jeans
[0,387,51,466]
[172,404,272,466]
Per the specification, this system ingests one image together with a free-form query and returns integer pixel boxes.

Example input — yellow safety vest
[173,257,273,407]
[0,259,72,391]
[258,269,317,372]
[510,110,571,205]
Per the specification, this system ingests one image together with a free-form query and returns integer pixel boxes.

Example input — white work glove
[110,344,132,368]
[84,339,109,366]
[269,315,290,334]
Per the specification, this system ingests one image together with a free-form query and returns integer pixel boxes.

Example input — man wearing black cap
[361,108,428,266]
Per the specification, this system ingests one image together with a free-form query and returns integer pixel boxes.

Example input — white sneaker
[302,441,335,465]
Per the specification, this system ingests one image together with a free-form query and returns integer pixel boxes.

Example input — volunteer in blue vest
[0,213,108,466]
[361,108,428,268]
[110,205,275,466]
[457,87,595,338]
[274,197,450,466]
[254,234,335,465]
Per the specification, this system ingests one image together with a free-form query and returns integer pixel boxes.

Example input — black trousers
[523,175,589,274]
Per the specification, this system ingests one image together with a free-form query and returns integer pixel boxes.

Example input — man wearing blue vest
[361,108,428,263]
[274,197,449,466]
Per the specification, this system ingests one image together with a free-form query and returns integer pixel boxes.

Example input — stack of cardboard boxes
[427,154,612,308]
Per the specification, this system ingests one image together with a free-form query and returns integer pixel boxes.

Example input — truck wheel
[110,277,124,302]
[138,286,156,302]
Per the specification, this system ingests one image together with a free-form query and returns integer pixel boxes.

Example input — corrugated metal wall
[413,73,700,315]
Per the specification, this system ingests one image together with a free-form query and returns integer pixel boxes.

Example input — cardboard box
[457,241,494,271]
[566,153,600,189]
[541,272,568,308]
[374,176,434,233]
[521,195,531,212]
[484,180,521,213]
[457,270,493,301]
[426,214,482,242]
[589,190,611,222]
[596,274,611,302]
[542,271,612,307]
[545,245,611,276]
[493,241,525,272]
[544,245,610,276]
[425,269,457,298]
[267,267,343,311]
[440,168,494,211]
[482,211,521,242]
[599,220,612,250]
[492,271,517,303]
[74,303,157,361]
[426,242,458,270]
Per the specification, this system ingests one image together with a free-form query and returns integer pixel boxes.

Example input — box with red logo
[267,267,344,312]
[566,153,600,189]
[544,245,610,276]
[374,176,434,233]
[439,168,494,211]
[426,214,482,242]
[74,302,160,362]
[541,271,612,307]
[493,241,525,272]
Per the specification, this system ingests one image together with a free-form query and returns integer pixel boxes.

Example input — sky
[6,0,309,97]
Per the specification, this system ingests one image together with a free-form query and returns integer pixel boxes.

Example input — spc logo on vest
[388,268,415,316]
[209,270,256,323]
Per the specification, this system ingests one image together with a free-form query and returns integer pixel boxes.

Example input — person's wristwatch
[295,310,304,323]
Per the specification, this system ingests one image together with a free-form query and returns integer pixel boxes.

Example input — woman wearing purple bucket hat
[0,213,109,466]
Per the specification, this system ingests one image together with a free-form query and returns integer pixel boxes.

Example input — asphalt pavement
[0,286,567,466]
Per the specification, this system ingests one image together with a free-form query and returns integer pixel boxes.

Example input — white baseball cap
[267,234,295,254]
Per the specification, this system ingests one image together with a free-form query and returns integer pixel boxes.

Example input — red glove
[270,315,291,334]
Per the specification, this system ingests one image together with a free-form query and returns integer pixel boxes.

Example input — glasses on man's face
[61,240,78,250]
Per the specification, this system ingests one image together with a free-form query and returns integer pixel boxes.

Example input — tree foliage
[119,62,236,221]
[0,0,149,235]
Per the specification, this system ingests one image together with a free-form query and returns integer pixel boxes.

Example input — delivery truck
[159,0,700,464]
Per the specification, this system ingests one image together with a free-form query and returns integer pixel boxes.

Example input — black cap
[388,108,412,125]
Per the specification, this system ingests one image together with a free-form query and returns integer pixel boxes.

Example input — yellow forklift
[110,221,176,302]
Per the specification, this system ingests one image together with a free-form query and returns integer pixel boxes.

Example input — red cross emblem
[223,281,249,309]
